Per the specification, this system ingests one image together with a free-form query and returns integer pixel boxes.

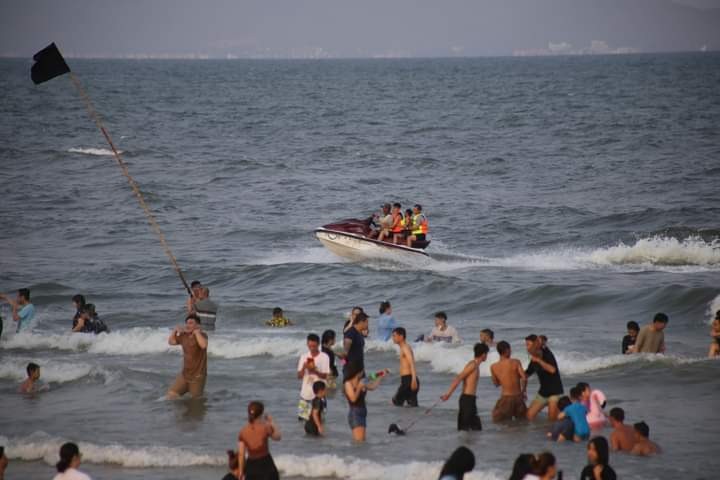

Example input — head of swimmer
[575,382,591,402]
[652,313,669,331]
[184,314,201,333]
[627,321,640,339]
[306,333,321,354]
[391,327,406,344]
[190,280,202,298]
[313,380,327,399]
[434,311,448,330]
[27,362,40,381]
[474,342,489,360]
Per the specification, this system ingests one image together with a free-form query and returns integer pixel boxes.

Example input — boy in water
[19,362,41,393]
[608,407,636,452]
[0,288,35,333]
[547,396,573,441]
[622,321,640,354]
[490,341,528,422]
[480,329,495,348]
[440,343,489,431]
[267,307,293,327]
[424,311,462,343]
[391,327,419,407]
[631,421,661,456]
[305,381,327,436]
[557,386,590,442]
[321,330,339,388]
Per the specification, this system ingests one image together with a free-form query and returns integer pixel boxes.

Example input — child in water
[266,307,293,327]
[19,362,41,393]
[622,321,639,354]
[557,386,590,442]
[577,382,607,429]
[305,381,327,436]
[547,396,574,442]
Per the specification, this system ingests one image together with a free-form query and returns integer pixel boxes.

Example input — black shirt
[322,345,338,377]
[304,397,326,435]
[622,334,635,354]
[344,326,365,371]
[580,464,617,480]
[525,347,563,397]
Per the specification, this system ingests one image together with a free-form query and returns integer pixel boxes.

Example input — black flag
[31,43,71,84]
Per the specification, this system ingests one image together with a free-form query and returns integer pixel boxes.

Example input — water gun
[368,368,390,381]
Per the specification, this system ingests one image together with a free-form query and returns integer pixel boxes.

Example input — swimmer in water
[440,343,489,431]
[622,321,640,354]
[630,421,661,456]
[19,362,41,394]
[577,382,607,429]
[490,341,528,422]
[480,328,495,348]
[708,311,720,358]
[608,407,636,452]
[266,307,293,328]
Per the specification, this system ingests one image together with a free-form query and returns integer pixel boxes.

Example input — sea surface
[1,54,719,480]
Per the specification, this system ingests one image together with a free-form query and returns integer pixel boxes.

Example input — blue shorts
[348,406,367,429]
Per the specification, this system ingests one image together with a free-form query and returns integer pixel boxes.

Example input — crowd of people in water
[368,202,429,247]
[2,282,719,480]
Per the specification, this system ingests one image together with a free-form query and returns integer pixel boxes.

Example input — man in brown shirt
[633,313,668,354]
[167,313,208,399]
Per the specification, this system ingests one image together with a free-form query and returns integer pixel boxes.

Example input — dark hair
[18,288,30,301]
[379,301,391,314]
[393,202,401,209]
[588,436,610,466]
[653,312,669,324]
[525,334,538,342]
[312,380,326,394]
[414,204,423,211]
[438,446,475,479]
[539,335,548,343]
[56,442,80,473]
[570,386,582,400]
[72,294,86,306]
[627,321,640,331]
[321,329,336,345]
[496,340,510,356]
[435,311,447,322]
[392,327,407,339]
[531,452,556,476]
[186,313,201,324]
[226,449,239,470]
[191,280,202,288]
[509,453,535,480]
[634,421,650,438]
[248,401,264,422]
[343,363,364,383]
[715,310,720,320]
[474,342,489,357]
[272,307,283,316]
[480,328,494,340]
[307,333,320,344]
[557,395,572,411]
[609,407,624,422]
[576,382,590,393]
[27,362,40,377]
[405,208,413,217]
[354,311,369,326]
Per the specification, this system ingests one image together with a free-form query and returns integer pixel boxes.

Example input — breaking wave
[0,358,113,385]
[68,147,121,156]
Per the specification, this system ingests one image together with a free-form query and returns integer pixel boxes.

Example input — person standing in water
[53,442,92,480]
[391,327,419,407]
[167,314,208,399]
[490,341,528,422]
[343,311,368,378]
[608,407,636,452]
[633,313,669,354]
[524,334,564,421]
[440,343,489,431]
[19,362,41,394]
[343,364,384,442]
[0,288,35,333]
[376,301,397,341]
[237,401,281,480]
[296,333,330,421]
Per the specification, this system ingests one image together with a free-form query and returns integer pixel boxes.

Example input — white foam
[587,236,720,267]
[0,433,503,479]
[68,147,121,156]
[251,246,344,265]
[707,294,720,324]
[0,358,111,385]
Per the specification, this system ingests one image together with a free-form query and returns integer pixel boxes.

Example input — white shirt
[297,351,330,400]
[53,468,92,480]
[429,325,461,343]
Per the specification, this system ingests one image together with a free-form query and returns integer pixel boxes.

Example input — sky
[1,0,719,58]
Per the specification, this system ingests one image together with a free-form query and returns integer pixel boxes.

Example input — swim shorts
[347,405,367,429]
[414,234,426,241]
[297,399,312,421]
[169,373,206,399]
[245,454,280,480]
[492,394,528,422]
[532,393,561,406]
[458,394,482,431]
[392,375,419,407]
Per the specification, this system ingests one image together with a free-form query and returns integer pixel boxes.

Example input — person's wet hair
[496,340,510,356]
[509,453,535,480]
[18,288,30,301]
[248,401,264,422]
[392,327,407,339]
[438,446,475,479]
[321,329,336,345]
[435,311,447,322]
[634,421,650,438]
[576,382,590,393]
[56,442,80,473]
[26,362,39,377]
[190,280,201,288]
[715,310,720,321]
[588,436,610,466]
[393,202,401,209]
[557,396,572,411]
[312,380,326,394]
[72,294,86,306]
[627,321,639,331]
[531,452,556,476]
[609,407,624,422]
[353,311,369,326]
[570,386,582,400]
[343,364,364,383]
[525,334,538,342]
[226,449,239,470]
[480,328,494,340]
[307,333,320,344]
[185,313,201,324]
[379,301,391,314]
[653,312,669,324]
[474,342,489,357]
[272,307,283,316]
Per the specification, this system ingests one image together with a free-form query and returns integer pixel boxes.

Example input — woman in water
[580,436,617,480]
[237,401,281,480]
[530,452,558,480]
[342,306,365,333]
[53,442,91,480]
[343,364,383,442]
[437,446,475,480]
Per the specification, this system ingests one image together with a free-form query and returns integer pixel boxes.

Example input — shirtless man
[167,313,208,399]
[391,327,419,407]
[490,341,527,422]
[440,343,489,431]
[631,421,661,456]
[608,407,636,452]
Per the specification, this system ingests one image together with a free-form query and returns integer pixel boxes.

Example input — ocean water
[1,54,719,480]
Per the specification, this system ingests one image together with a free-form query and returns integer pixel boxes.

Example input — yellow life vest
[412,213,428,235]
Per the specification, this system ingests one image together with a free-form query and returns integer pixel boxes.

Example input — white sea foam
[252,246,344,265]
[0,433,503,479]
[0,358,111,384]
[68,147,122,156]
[707,294,720,324]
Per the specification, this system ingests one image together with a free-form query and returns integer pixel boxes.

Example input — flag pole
[68,72,192,296]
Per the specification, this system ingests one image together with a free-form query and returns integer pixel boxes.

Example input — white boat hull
[315,228,429,262]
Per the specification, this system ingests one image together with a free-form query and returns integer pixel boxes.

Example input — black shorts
[458,394,482,431]
[392,375,419,407]
[245,454,279,480]
[413,234,426,241]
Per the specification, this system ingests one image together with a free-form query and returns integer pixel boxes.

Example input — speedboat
[315,218,430,262]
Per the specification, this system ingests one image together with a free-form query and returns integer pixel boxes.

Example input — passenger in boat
[393,208,414,245]
[406,204,429,248]
[369,203,392,239]
[378,203,403,243]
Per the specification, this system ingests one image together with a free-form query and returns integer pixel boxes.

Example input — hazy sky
[2,0,719,58]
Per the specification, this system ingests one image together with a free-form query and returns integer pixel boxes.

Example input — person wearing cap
[369,203,392,239]
[406,204,428,248]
